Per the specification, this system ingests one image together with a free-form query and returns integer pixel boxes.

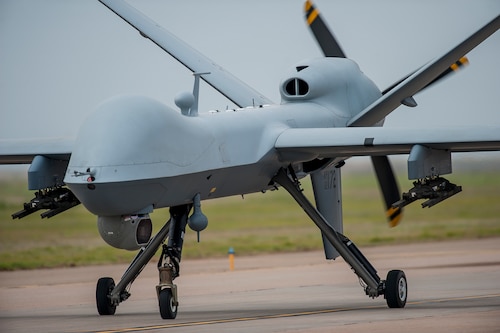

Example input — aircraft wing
[348,14,500,127]
[275,126,500,160]
[0,138,73,164]
[98,0,273,108]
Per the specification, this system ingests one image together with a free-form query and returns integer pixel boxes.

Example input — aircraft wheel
[385,270,407,308]
[96,277,117,315]
[159,288,178,319]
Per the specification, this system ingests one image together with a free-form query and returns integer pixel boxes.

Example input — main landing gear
[272,168,407,308]
[95,168,407,318]
[96,205,190,319]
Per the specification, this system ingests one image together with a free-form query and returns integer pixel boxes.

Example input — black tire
[96,277,117,315]
[159,288,178,319]
[385,270,407,308]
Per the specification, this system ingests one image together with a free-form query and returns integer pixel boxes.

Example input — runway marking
[91,294,500,333]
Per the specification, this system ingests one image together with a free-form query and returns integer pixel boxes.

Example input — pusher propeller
[305,0,469,99]
[382,57,469,96]
[371,156,403,227]
[304,0,345,58]
[304,0,403,226]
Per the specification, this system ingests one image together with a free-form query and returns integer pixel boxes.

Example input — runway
[1,238,499,333]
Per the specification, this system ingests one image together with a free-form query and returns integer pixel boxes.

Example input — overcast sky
[0,0,499,167]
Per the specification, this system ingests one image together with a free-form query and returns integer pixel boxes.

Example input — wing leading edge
[275,126,500,160]
[348,14,500,127]
[98,0,273,108]
[0,138,73,164]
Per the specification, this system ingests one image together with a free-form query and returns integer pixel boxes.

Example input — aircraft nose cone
[64,95,215,215]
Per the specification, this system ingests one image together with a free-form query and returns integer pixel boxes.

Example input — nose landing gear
[95,204,190,319]
[157,263,179,319]
[156,244,184,319]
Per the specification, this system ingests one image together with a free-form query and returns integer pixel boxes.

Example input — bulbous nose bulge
[65,95,215,216]
[69,95,212,168]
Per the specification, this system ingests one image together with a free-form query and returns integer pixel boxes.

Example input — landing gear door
[311,164,343,260]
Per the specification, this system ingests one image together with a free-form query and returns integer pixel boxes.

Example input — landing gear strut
[273,168,407,308]
[95,205,191,319]
[156,205,190,319]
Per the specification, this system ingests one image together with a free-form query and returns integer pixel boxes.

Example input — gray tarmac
[1,238,499,333]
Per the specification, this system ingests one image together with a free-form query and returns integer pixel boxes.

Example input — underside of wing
[0,138,73,164]
[275,126,500,161]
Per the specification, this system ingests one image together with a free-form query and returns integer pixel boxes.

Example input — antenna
[191,72,210,116]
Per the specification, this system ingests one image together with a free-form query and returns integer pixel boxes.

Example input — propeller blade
[371,156,403,227]
[304,0,346,58]
[348,14,500,127]
[425,56,469,88]
[304,1,403,227]
[305,0,470,98]
[382,57,469,96]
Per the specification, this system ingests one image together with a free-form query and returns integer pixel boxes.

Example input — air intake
[285,78,309,96]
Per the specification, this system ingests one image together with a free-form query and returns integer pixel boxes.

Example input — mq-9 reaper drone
[1,0,499,319]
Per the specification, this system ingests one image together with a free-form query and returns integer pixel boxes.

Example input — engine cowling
[97,215,153,250]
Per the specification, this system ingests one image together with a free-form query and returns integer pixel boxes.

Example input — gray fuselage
[64,58,381,216]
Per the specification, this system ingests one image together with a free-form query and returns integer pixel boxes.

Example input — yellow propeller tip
[450,57,470,71]
[386,207,403,228]
[304,0,313,11]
